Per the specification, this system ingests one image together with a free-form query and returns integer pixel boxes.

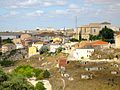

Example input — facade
[73,48,94,60]
[28,46,39,57]
[77,22,120,40]
[90,40,109,49]
[20,34,32,40]
[0,32,22,40]
[32,42,44,50]
[115,34,120,48]
[15,44,24,49]
[77,23,101,40]
[49,44,61,53]
[34,32,55,42]
[2,44,16,53]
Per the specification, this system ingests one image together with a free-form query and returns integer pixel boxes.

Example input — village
[0,22,120,90]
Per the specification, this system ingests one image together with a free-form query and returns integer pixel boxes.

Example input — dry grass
[4,53,120,90]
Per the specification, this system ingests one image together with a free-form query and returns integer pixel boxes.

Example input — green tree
[69,38,79,42]
[2,38,14,45]
[0,68,8,84]
[43,70,50,78]
[34,68,43,77]
[13,65,34,78]
[99,26,114,43]
[0,60,14,67]
[39,45,49,54]
[55,47,63,54]
[35,82,46,90]
[89,34,100,41]
[0,68,34,90]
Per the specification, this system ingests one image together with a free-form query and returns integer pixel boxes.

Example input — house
[115,34,120,48]
[49,44,61,53]
[20,33,32,41]
[28,46,39,57]
[2,43,16,53]
[77,23,101,40]
[0,32,22,40]
[34,32,55,42]
[15,43,24,49]
[57,58,67,69]
[32,42,44,50]
[63,42,79,53]
[73,45,94,60]
[81,74,93,79]
[77,22,120,40]
[53,37,63,44]
[90,40,109,49]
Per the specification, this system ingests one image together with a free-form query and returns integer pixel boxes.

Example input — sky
[0,0,120,31]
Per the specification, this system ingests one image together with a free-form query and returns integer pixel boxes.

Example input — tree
[0,68,8,84]
[35,82,46,90]
[39,45,49,54]
[89,34,100,41]
[0,68,34,90]
[13,65,34,78]
[43,70,50,78]
[55,47,63,54]
[2,38,14,44]
[99,26,114,43]
[69,38,79,42]
[0,60,14,67]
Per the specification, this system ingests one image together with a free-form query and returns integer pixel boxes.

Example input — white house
[73,46,94,60]
[49,44,61,53]
[15,44,24,49]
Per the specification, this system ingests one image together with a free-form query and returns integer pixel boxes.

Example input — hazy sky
[0,0,120,31]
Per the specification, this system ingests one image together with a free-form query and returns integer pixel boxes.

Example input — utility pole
[75,16,78,32]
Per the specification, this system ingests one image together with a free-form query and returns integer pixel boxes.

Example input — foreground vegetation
[0,65,50,90]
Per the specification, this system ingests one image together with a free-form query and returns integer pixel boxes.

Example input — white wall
[73,49,94,60]
[1,36,16,40]
[16,44,24,49]
[50,44,61,53]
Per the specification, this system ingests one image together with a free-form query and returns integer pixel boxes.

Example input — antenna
[75,16,78,32]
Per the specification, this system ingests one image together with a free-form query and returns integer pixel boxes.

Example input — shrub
[43,70,50,78]
[0,60,14,67]
[35,82,46,90]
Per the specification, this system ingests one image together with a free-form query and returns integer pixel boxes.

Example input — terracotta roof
[90,40,108,46]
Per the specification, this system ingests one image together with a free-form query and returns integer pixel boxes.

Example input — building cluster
[0,22,120,61]
[76,22,120,40]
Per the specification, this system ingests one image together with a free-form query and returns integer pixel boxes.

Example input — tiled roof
[90,40,108,46]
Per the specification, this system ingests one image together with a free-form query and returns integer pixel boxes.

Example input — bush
[14,65,34,78]
[34,68,43,77]
[43,70,50,78]
[13,65,50,79]
[70,38,79,42]
[55,47,63,54]
[0,60,14,67]
[39,46,49,54]
[2,38,14,44]
[35,82,46,90]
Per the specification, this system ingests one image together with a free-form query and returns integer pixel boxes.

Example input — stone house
[2,44,16,53]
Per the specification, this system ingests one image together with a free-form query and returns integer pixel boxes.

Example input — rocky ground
[3,52,120,90]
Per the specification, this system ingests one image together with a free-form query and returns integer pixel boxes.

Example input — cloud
[0,0,68,8]
[3,11,19,17]
[52,10,67,15]
[26,10,44,16]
